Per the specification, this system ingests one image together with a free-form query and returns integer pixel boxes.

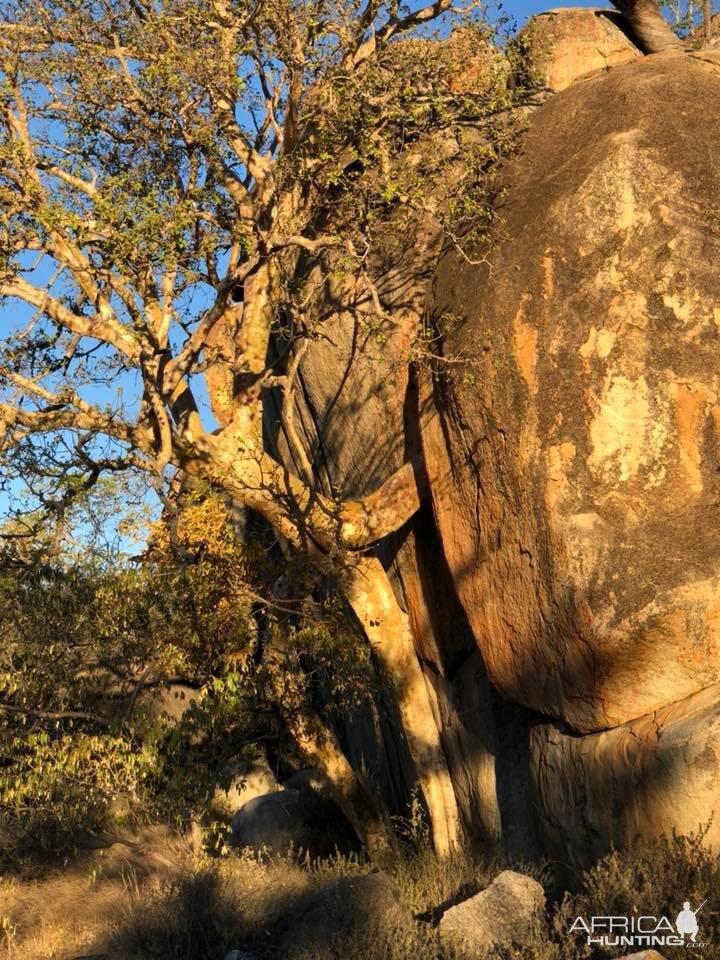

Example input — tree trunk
[343,555,462,856]
[611,0,685,52]
[284,708,395,855]
[194,214,461,854]
[263,586,394,854]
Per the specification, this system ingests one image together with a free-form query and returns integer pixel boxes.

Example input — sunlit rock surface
[531,682,720,871]
[522,8,640,92]
[426,50,720,735]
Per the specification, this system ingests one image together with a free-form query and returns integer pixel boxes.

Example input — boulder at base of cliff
[230,783,358,857]
[531,681,720,873]
[438,870,546,958]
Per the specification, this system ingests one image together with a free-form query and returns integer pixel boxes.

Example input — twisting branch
[1,276,140,362]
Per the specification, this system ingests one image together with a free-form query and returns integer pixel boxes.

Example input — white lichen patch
[562,136,664,256]
[586,374,668,486]
[662,293,694,325]
[579,325,616,360]
[563,511,609,590]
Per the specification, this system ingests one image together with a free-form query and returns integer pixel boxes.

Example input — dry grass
[0,835,494,960]
[110,844,498,960]
[0,826,193,960]
[2,871,128,959]
[3,828,720,960]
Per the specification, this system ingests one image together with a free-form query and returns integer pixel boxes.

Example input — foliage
[501,827,720,960]
[661,0,716,38]
[0,0,536,861]
[0,483,380,861]
[0,0,532,538]
[0,732,156,855]
[0,473,153,565]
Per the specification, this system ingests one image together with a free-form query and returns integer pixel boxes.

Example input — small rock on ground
[439,869,545,958]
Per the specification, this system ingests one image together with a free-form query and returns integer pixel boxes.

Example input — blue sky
[513,0,608,16]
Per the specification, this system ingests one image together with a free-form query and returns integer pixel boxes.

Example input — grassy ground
[2,828,720,960]
[0,826,191,959]
[0,830,507,960]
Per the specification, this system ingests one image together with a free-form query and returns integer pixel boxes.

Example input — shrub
[503,826,720,960]
[0,732,156,862]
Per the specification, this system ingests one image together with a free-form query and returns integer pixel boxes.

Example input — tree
[0,0,533,855]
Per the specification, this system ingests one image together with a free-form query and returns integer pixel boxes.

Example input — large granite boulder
[230,786,358,857]
[425,50,720,735]
[521,8,640,92]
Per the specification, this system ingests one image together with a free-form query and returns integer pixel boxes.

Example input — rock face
[439,870,546,958]
[522,8,640,91]
[267,18,720,868]
[531,681,720,872]
[427,50,720,735]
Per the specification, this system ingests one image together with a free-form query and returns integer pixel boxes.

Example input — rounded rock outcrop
[519,7,640,92]
[425,50,720,735]
[531,681,720,872]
